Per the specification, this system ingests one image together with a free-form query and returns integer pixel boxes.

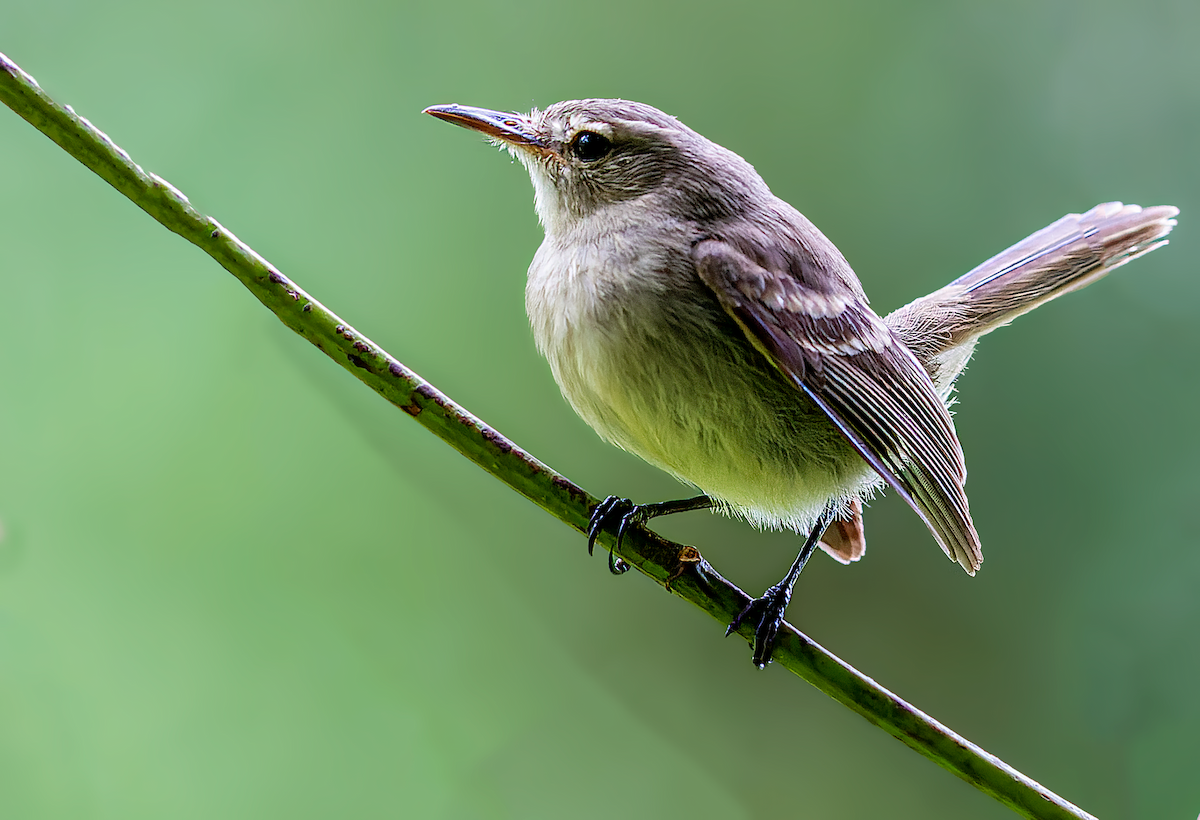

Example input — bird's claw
[725,582,793,669]
[587,495,641,575]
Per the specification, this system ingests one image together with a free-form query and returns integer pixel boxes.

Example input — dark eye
[570,131,612,162]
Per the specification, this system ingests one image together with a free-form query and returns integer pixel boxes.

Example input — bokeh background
[2,1,1197,817]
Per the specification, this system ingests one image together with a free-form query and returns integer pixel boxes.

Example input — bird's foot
[587,496,645,574]
[588,494,714,576]
[726,580,794,669]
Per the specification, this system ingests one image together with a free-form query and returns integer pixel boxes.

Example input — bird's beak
[423,104,547,152]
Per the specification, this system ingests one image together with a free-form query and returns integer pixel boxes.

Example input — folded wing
[694,238,982,573]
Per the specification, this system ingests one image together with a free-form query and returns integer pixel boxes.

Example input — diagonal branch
[0,51,1095,820]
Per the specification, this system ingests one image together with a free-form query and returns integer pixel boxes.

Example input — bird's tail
[886,202,1179,395]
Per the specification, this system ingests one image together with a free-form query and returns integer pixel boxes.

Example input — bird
[425,98,1178,667]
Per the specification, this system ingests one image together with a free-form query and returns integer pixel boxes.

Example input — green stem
[0,51,1095,820]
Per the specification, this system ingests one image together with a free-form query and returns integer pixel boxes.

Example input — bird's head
[425,99,768,235]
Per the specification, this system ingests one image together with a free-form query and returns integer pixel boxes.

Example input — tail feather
[887,202,1178,394]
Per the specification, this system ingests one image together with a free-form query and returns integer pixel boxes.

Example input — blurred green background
[2,0,1197,817]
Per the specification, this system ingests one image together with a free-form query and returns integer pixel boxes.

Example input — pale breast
[525,228,878,533]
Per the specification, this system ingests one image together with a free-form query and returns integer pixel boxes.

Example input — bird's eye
[570,131,612,162]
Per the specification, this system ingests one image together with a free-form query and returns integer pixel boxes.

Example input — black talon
[586,496,621,556]
[614,509,639,550]
[588,496,636,574]
[607,549,630,575]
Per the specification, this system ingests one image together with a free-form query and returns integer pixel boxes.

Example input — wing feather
[694,238,982,573]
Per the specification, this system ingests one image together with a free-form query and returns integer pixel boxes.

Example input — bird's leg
[726,506,836,668]
[588,495,713,574]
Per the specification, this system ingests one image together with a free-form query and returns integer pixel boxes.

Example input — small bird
[425,99,1178,667]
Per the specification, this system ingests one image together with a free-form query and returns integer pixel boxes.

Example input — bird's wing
[694,238,982,573]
